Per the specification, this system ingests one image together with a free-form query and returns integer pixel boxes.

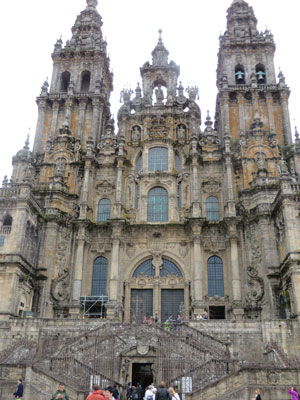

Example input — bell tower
[216,0,292,146]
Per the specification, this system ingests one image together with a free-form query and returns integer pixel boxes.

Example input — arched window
[97,199,111,222]
[133,259,155,277]
[60,71,70,92]
[256,64,266,84]
[148,147,168,171]
[206,197,219,221]
[175,153,182,173]
[3,214,13,226]
[92,257,108,296]
[135,183,139,209]
[147,187,168,222]
[81,70,91,92]
[235,65,245,84]
[208,256,224,297]
[136,153,142,175]
[160,258,183,277]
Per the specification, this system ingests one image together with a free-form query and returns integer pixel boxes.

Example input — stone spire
[151,29,169,66]
[68,0,103,50]
[226,0,258,38]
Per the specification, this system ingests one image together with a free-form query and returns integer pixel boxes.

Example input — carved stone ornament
[179,241,188,257]
[202,180,221,194]
[126,242,136,258]
[95,179,114,195]
[246,265,264,303]
[50,268,70,303]
[137,342,150,355]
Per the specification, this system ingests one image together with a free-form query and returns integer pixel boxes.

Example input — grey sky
[0,0,299,179]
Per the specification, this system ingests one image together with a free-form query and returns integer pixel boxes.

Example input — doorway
[132,363,153,391]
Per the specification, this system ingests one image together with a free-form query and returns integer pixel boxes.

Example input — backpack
[133,391,139,400]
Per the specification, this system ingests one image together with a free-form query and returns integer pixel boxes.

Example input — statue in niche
[177,124,186,140]
[131,126,141,143]
[155,85,164,104]
[55,157,65,176]
[255,152,266,170]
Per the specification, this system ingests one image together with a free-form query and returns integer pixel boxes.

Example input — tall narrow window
[256,64,266,84]
[175,153,182,173]
[136,154,142,175]
[97,199,111,222]
[178,182,182,208]
[206,197,219,221]
[147,187,168,222]
[148,147,168,171]
[92,257,108,296]
[208,256,224,297]
[3,214,13,227]
[60,71,70,92]
[81,70,91,92]
[135,183,139,209]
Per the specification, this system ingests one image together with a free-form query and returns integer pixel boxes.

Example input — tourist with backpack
[145,386,154,400]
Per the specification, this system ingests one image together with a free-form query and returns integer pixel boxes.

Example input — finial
[158,29,162,42]
[295,126,299,141]
[86,0,98,7]
[24,130,30,150]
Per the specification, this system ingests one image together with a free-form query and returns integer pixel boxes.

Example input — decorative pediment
[95,179,115,195]
[202,180,221,194]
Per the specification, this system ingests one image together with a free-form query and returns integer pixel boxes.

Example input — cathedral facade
[0,1,300,399]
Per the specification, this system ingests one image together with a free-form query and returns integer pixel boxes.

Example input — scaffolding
[80,295,109,318]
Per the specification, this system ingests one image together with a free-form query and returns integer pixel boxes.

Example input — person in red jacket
[86,385,106,400]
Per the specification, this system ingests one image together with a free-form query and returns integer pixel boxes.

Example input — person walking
[155,382,171,400]
[168,387,180,400]
[86,385,105,400]
[13,378,23,399]
[251,388,262,400]
[51,383,69,400]
[288,387,299,400]
[145,385,154,400]
[105,387,116,400]
[126,383,133,400]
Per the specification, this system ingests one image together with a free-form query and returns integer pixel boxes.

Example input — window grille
[148,147,168,171]
[161,289,184,322]
[133,259,155,277]
[175,153,181,173]
[135,183,139,209]
[131,289,153,322]
[97,199,111,222]
[178,183,182,208]
[147,187,168,222]
[92,257,108,296]
[208,256,224,297]
[206,197,220,221]
[160,258,182,277]
[136,154,142,174]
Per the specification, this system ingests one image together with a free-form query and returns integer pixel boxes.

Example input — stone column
[96,104,104,143]
[65,99,73,126]
[72,227,86,305]
[50,101,60,139]
[280,92,293,145]
[237,93,245,133]
[192,159,201,217]
[77,99,87,140]
[109,237,120,302]
[115,166,123,218]
[124,281,131,322]
[33,99,47,153]
[191,223,205,315]
[266,93,275,133]
[220,93,229,139]
[153,277,160,318]
[184,280,190,321]
[80,164,90,219]
[91,98,101,142]
[229,223,243,319]
[289,260,300,319]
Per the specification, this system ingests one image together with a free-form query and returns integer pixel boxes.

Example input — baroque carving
[51,268,70,303]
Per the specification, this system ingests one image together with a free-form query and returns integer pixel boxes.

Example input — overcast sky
[0,0,299,180]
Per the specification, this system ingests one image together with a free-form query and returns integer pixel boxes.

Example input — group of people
[50,383,120,400]
[127,381,179,400]
[195,311,208,320]
[11,377,300,400]
[250,387,299,400]
[142,314,160,325]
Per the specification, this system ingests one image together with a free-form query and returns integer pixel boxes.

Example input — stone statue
[132,126,141,143]
[155,85,164,104]
[177,124,186,140]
